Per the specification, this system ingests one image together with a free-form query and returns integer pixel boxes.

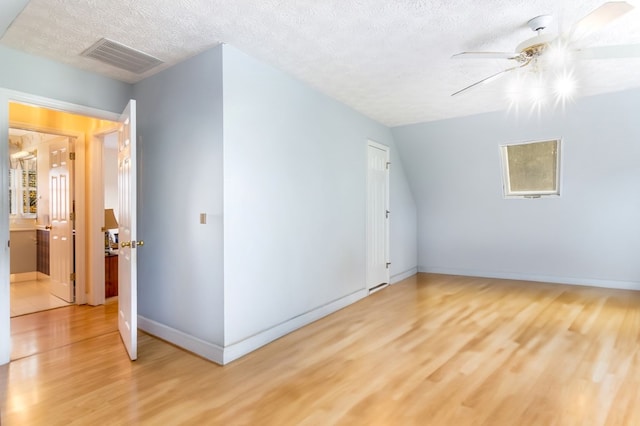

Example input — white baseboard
[391,267,418,284]
[10,272,37,283]
[138,315,224,364]
[419,266,640,291]
[138,288,368,366]
[223,289,368,364]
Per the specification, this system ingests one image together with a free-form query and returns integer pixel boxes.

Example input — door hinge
[386,262,391,269]
[386,162,391,170]
[69,152,76,160]
[70,272,76,281]
[386,210,390,219]
[70,212,76,221]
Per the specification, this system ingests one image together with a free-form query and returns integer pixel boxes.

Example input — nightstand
[105,253,118,298]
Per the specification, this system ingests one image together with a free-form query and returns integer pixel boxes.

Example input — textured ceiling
[2,0,640,126]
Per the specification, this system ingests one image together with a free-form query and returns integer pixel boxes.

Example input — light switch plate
[200,213,206,224]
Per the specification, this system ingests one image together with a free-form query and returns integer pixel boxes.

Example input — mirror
[9,130,38,219]
[9,128,67,223]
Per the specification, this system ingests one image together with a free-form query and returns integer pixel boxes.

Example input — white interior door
[118,100,138,361]
[366,141,390,291]
[49,137,75,303]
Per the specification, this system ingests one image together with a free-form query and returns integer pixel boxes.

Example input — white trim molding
[419,266,640,291]
[139,288,368,365]
[1,89,121,122]
[222,289,368,364]
[9,272,37,283]
[391,267,417,284]
[138,315,225,364]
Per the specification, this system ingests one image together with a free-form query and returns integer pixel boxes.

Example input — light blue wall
[133,46,225,346]
[0,46,132,364]
[132,44,416,362]
[1,42,417,365]
[389,149,418,281]
[0,46,131,112]
[393,89,640,289]
[222,45,416,350]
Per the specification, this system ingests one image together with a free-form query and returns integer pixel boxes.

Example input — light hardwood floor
[2,273,640,425]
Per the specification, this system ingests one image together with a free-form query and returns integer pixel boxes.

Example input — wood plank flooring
[1,273,640,425]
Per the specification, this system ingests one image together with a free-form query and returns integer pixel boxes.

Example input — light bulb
[554,71,577,99]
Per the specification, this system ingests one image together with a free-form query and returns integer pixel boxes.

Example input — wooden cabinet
[37,229,50,275]
[105,254,118,298]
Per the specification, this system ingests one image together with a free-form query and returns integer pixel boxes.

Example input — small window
[500,139,561,198]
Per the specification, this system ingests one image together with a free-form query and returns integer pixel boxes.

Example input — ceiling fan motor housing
[527,15,553,32]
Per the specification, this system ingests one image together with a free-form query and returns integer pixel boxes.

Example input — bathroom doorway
[8,127,74,316]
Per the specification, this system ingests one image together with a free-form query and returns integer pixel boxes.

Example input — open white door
[118,100,139,361]
[49,137,75,303]
[366,141,390,292]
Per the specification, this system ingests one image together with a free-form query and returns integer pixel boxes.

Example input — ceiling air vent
[81,38,163,74]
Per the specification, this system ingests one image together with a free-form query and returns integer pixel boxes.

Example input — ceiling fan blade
[575,44,640,59]
[451,61,530,97]
[571,1,634,39]
[452,51,522,60]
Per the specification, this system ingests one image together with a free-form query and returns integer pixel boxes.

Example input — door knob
[121,241,131,248]
[45,225,52,230]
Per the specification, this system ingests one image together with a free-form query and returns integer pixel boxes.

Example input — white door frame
[89,127,120,307]
[0,89,120,365]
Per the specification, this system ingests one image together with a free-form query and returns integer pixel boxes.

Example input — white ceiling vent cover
[82,38,163,74]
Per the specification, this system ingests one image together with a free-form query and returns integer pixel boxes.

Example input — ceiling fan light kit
[451,1,640,107]
[505,68,578,109]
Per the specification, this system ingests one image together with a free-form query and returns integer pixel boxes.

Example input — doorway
[8,127,75,316]
[7,102,118,317]
[0,89,130,365]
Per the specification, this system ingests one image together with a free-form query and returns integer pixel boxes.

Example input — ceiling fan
[451,1,640,96]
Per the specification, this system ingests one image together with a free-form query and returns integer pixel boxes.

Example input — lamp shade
[104,208,119,230]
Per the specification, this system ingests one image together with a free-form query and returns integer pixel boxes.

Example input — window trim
[500,138,562,199]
